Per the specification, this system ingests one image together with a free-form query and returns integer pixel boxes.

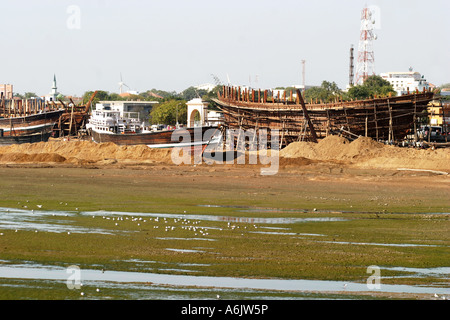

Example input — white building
[186,98,223,127]
[380,70,429,96]
[194,83,216,92]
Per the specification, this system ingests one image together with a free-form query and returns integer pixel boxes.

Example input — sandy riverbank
[0,136,449,173]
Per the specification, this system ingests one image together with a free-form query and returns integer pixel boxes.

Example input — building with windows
[380,69,429,96]
[95,100,159,122]
[0,84,13,99]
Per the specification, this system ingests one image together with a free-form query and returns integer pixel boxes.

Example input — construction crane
[211,74,223,86]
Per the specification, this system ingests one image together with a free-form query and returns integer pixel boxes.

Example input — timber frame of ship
[0,91,97,139]
[213,85,436,147]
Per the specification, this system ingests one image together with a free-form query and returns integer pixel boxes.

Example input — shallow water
[319,240,448,248]
[86,209,351,224]
[1,206,448,299]
[0,207,114,235]
[0,207,350,236]
[0,262,448,297]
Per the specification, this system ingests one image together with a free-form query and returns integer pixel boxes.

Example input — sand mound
[0,136,448,171]
[281,135,450,171]
[0,152,66,163]
[0,140,174,165]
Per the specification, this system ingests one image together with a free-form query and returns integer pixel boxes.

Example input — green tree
[304,81,342,103]
[347,75,396,100]
[346,85,371,100]
[180,86,208,101]
[200,85,223,110]
[24,92,38,99]
[108,93,124,101]
[141,89,177,100]
[82,90,110,105]
[150,99,187,125]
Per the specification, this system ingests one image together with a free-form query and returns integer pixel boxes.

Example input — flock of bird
[96,214,261,238]
[2,203,448,300]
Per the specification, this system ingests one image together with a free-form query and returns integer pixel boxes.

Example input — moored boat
[86,103,218,148]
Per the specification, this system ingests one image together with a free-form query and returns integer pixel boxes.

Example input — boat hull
[214,86,435,146]
[0,110,64,137]
[0,131,53,145]
[88,126,219,148]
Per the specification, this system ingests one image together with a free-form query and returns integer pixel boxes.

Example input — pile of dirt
[281,135,450,171]
[1,137,449,172]
[0,152,66,163]
[0,140,174,165]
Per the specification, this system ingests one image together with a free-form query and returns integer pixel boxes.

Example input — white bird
[37,205,42,208]
[343,283,348,289]
[216,294,220,299]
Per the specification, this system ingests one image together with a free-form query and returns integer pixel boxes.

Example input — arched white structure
[186,98,209,128]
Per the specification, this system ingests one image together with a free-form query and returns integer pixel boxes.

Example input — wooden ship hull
[88,126,218,148]
[0,109,64,144]
[52,91,98,138]
[0,131,53,145]
[214,86,435,147]
[0,91,98,143]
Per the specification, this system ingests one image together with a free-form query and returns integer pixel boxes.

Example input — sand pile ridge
[281,135,450,171]
[0,140,173,165]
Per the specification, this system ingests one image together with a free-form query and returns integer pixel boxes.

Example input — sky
[0,0,449,97]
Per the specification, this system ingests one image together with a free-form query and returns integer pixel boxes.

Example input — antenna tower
[355,6,377,85]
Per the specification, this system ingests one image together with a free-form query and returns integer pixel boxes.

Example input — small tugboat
[86,103,218,148]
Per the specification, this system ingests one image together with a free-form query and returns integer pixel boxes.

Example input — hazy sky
[0,0,449,96]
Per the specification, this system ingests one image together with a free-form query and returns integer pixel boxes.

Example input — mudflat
[0,138,448,299]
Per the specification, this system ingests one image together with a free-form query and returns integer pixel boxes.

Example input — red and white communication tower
[355,6,377,85]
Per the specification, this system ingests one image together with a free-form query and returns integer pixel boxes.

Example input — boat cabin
[87,103,151,134]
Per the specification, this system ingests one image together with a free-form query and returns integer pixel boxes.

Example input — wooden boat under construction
[213,86,436,147]
[0,97,64,144]
[52,91,98,138]
[0,91,98,144]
